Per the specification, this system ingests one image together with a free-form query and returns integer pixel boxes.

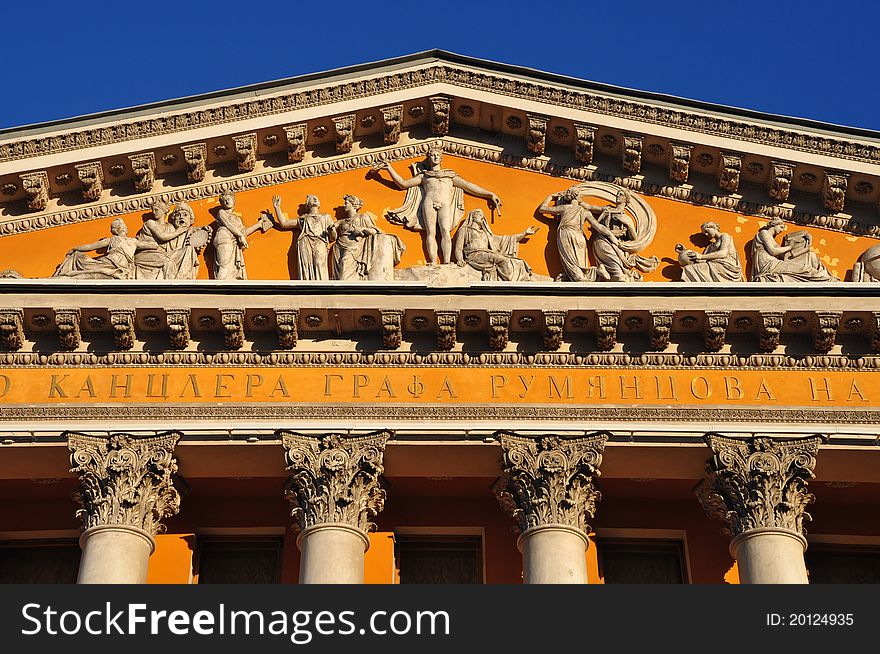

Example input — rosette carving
[494,431,608,534]
[281,431,391,534]
[68,431,182,535]
[695,433,822,538]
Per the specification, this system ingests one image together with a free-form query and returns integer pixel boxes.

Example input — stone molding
[494,431,608,534]
[280,430,391,535]
[0,308,24,351]
[67,431,182,535]
[695,433,822,538]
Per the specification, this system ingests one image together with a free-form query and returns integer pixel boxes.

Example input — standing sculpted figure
[751,218,838,282]
[53,218,153,279]
[133,199,211,279]
[675,221,745,282]
[372,145,502,265]
[332,194,405,281]
[538,188,608,281]
[212,191,272,280]
[271,194,335,280]
[453,209,539,281]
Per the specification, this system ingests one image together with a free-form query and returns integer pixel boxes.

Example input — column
[695,433,822,584]
[494,431,608,584]
[281,431,391,584]
[68,432,182,584]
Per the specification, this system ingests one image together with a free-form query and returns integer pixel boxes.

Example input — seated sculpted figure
[751,218,838,282]
[453,209,539,281]
[134,200,211,279]
[271,194,335,280]
[331,194,405,281]
[53,218,153,279]
[212,191,272,280]
[675,221,745,282]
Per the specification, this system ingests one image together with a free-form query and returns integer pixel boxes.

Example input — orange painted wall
[1,156,875,281]
[147,534,194,584]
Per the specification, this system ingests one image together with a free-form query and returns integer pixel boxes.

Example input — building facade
[1,51,879,584]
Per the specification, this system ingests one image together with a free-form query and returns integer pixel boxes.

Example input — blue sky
[2,1,878,131]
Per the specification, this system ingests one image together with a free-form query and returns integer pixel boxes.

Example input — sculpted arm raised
[68,237,112,255]
[538,193,567,215]
[271,195,300,229]
[376,161,423,189]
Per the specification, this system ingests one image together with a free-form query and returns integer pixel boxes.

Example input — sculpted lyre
[212,191,272,280]
[271,194,335,280]
[134,199,211,279]
[373,145,501,265]
[675,221,745,282]
[751,218,838,282]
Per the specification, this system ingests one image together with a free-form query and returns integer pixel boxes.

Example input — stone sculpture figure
[332,194,405,281]
[538,188,607,282]
[675,221,745,282]
[212,191,272,280]
[271,194,335,280]
[453,209,539,281]
[853,244,880,282]
[133,199,210,280]
[372,145,501,265]
[751,218,838,282]
[53,218,154,279]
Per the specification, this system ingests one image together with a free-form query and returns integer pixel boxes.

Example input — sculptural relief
[332,194,405,281]
[271,194,335,280]
[132,200,211,280]
[453,209,539,282]
[212,192,272,280]
[751,218,838,282]
[675,222,745,282]
[540,182,659,282]
[853,245,880,282]
[53,218,153,279]
[373,145,501,265]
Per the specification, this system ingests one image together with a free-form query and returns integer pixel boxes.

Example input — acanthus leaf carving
[872,312,880,353]
[435,309,458,351]
[55,308,81,351]
[74,162,103,202]
[0,308,25,351]
[221,309,245,350]
[759,311,784,352]
[695,433,822,538]
[494,431,608,534]
[68,431,182,535]
[649,310,674,351]
[333,115,355,154]
[718,153,742,193]
[704,310,730,352]
[20,171,49,211]
[595,310,619,351]
[181,144,207,182]
[813,310,841,353]
[380,105,403,145]
[232,133,257,172]
[128,153,156,193]
[573,123,595,165]
[488,310,511,351]
[542,310,565,351]
[669,144,692,183]
[822,173,848,213]
[429,96,451,136]
[622,135,642,174]
[380,309,402,350]
[109,308,136,351]
[283,124,307,163]
[280,430,391,534]
[526,114,548,155]
[165,309,190,350]
[768,161,794,202]
[276,309,299,349]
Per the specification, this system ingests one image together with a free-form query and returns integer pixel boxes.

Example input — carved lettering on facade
[718,153,741,193]
[232,134,257,172]
[281,430,391,534]
[494,431,608,534]
[181,144,206,183]
[283,124,307,163]
[695,433,822,537]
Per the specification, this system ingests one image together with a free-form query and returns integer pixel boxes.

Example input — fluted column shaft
[495,431,608,584]
[68,432,182,584]
[281,431,390,584]
[696,433,822,584]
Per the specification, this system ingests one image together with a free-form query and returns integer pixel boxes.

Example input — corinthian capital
[695,433,822,538]
[494,431,608,534]
[281,431,391,534]
[68,432,182,535]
